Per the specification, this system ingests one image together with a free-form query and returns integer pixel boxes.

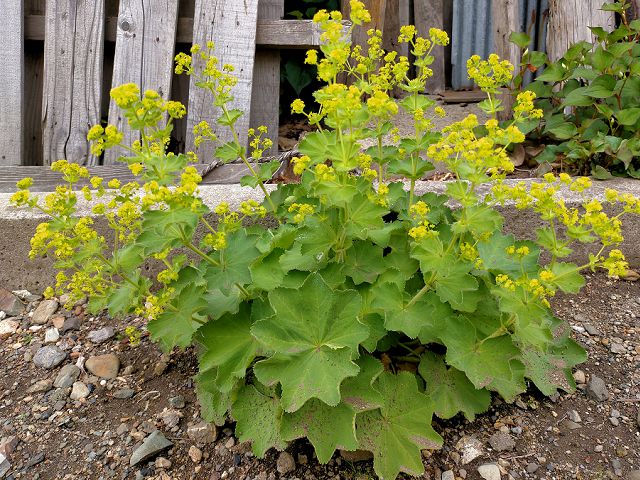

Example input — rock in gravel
[87,327,115,344]
[31,299,59,325]
[627,471,640,480]
[85,354,120,379]
[567,410,582,423]
[526,463,540,473]
[158,408,182,428]
[339,449,374,462]
[587,375,609,401]
[456,435,484,465]
[129,431,173,466]
[441,470,455,480]
[44,327,60,343]
[113,388,136,399]
[60,317,81,333]
[169,395,186,409]
[33,345,66,369]
[477,463,501,480]
[155,457,172,469]
[610,342,627,354]
[53,364,81,388]
[0,319,19,338]
[26,379,52,393]
[188,445,203,463]
[573,370,586,384]
[0,288,23,316]
[488,432,515,452]
[70,381,90,400]
[560,419,581,430]
[187,421,217,445]
[276,451,296,475]
[583,323,602,336]
[0,453,10,477]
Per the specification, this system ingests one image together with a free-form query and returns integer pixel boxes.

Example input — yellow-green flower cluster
[408,201,437,241]
[292,155,312,176]
[239,199,267,218]
[467,54,514,93]
[248,126,273,159]
[203,231,227,251]
[513,91,543,120]
[288,203,315,223]
[314,164,337,182]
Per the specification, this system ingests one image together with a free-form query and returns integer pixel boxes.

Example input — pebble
[60,317,81,333]
[0,319,19,338]
[488,432,515,452]
[583,323,602,336]
[567,410,582,423]
[26,378,53,393]
[276,451,295,475]
[70,381,90,400]
[87,327,115,344]
[628,471,640,480]
[51,315,65,329]
[610,342,626,354]
[560,419,581,430]
[187,421,218,445]
[31,299,59,325]
[158,408,182,428]
[85,354,120,379]
[129,431,173,466]
[526,463,540,473]
[477,463,501,480]
[53,364,81,388]
[112,388,136,399]
[188,445,203,463]
[33,345,66,369]
[0,453,10,478]
[441,470,455,480]
[573,370,586,384]
[155,457,172,469]
[456,436,484,465]
[44,327,60,343]
[586,375,609,401]
[0,288,23,316]
[609,417,619,427]
[169,395,186,409]
[594,445,604,453]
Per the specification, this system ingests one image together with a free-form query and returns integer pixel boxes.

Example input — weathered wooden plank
[492,0,520,120]
[26,15,347,47]
[250,0,284,157]
[342,0,387,54]
[0,164,250,192]
[105,0,179,164]
[415,0,446,94]
[547,0,615,63]
[0,0,24,166]
[42,0,105,165]
[186,0,259,164]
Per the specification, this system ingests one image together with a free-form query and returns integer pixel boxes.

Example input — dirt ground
[0,271,638,480]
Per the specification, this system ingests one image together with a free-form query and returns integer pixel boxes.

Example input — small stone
[33,345,66,369]
[627,471,640,480]
[31,299,59,325]
[0,288,23,316]
[60,317,81,333]
[594,445,604,453]
[441,470,455,480]
[611,409,620,418]
[573,370,586,384]
[567,410,582,423]
[456,436,484,465]
[339,449,374,462]
[586,375,609,402]
[0,319,19,338]
[0,436,19,459]
[44,327,60,343]
[25,451,45,468]
[51,315,65,329]
[87,327,115,344]
[85,354,120,379]
[188,445,203,463]
[70,381,90,400]
[112,388,136,399]
[583,323,602,336]
[276,451,295,475]
[0,453,10,478]
[158,408,182,428]
[187,421,217,445]
[477,463,501,480]
[489,432,515,452]
[129,431,173,466]
[609,417,620,427]
[297,454,308,465]
[53,364,81,388]
[560,419,582,430]
[610,342,626,354]
[12,289,40,302]
[26,378,53,393]
[525,463,540,474]
[155,457,172,469]
[169,395,186,409]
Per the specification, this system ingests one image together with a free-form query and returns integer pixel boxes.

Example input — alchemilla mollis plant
[11,2,640,478]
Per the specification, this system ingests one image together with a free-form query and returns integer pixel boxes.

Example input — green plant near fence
[508,0,640,178]
[11,2,640,479]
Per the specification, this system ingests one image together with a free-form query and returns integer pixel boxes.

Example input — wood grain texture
[250,0,284,156]
[415,0,446,94]
[492,0,520,120]
[0,0,24,165]
[24,42,45,166]
[105,0,179,164]
[547,0,615,63]
[42,0,105,165]
[186,0,259,163]
[342,0,386,85]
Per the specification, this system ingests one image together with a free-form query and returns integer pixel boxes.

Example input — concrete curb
[1,178,639,292]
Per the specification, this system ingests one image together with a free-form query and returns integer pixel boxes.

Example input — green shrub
[509,0,640,178]
[12,2,640,479]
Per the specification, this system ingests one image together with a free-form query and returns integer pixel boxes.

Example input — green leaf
[356,372,443,480]
[550,262,585,293]
[418,352,491,421]
[509,31,531,49]
[478,233,540,276]
[584,75,616,98]
[344,242,385,284]
[616,107,640,126]
[147,283,207,351]
[298,130,335,162]
[340,355,384,412]
[433,262,480,312]
[251,273,367,411]
[217,109,243,127]
[536,63,566,82]
[546,122,579,140]
[371,283,452,339]
[452,205,503,237]
[196,304,258,392]
[232,384,287,456]
[215,141,243,163]
[344,192,388,239]
[250,249,286,291]
[203,229,261,294]
[592,165,614,180]
[590,46,614,71]
[284,59,314,95]
[282,400,357,463]
[196,371,232,425]
[439,315,526,401]
[106,271,150,317]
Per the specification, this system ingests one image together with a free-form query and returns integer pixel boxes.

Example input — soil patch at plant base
[0,273,637,480]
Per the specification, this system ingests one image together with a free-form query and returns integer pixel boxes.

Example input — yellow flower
[291,99,305,114]
[305,49,318,65]
[129,163,144,176]
[16,178,34,190]
[110,83,140,109]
